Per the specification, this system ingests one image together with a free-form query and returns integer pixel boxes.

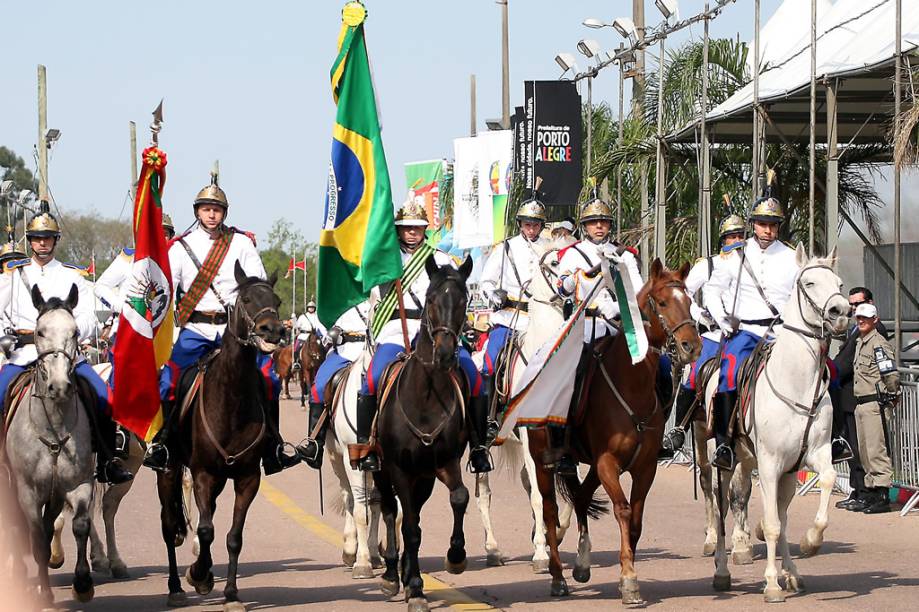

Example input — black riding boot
[93,411,134,485]
[356,393,380,472]
[712,391,737,471]
[467,393,493,474]
[263,398,301,476]
[659,386,697,459]
[296,401,329,469]
[480,374,499,446]
[545,426,578,477]
[143,399,176,472]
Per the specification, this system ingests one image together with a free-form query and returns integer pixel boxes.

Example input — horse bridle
[229,280,279,347]
[415,276,467,368]
[645,281,695,363]
[785,264,845,342]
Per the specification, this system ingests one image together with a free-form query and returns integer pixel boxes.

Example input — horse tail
[555,473,609,520]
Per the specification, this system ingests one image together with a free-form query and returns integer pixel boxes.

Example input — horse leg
[330,449,358,568]
[528,429,567,596]
[188,470,224,595]
[394,469,433,612]
[102,477,135,579]
[758,466,785,603]
[475,472,504,567]
[800,453,836,559]
[67,482,95,603]
[156,469,186,607]
[729,453,754,566]
[775,472,805,595]
[350,467,375,579]
[374,470,401,597]
[712,463,733,591]
[20,487,53,605]
[596,452,643,605]
[623,459,657,605]
[520,429,550,573]
[88,489,110,574]
[572,466,600,584]
[224,472,260,611]
[436,460,469,574]
[369,497,385,569]
[49,513,65,570]
[696,430,717,557]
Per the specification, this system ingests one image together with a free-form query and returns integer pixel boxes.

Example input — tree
[0,147,39,227]
[260,218,318,319]
[55,210,132,272]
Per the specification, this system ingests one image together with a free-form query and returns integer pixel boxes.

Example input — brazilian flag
[318,2,402,327]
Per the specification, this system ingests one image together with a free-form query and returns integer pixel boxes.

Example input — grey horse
[3,285,95,605]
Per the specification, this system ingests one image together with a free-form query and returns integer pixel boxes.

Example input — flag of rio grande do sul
[113,146,175,441]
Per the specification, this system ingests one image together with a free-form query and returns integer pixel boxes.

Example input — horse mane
[426,264,467,296]
[37,297,74,317]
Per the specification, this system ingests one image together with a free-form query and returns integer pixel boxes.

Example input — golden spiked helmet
[578,197,614,224]
[394,199,429,226]
[26,202,62,238]
[162,213,175,233]
[516,198,547,223]
[749,169,784,224]
[718,214,745,239]
[194,164,229,209]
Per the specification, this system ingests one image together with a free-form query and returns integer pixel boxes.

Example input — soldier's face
[397,225,426,249]
[585,219,611,242]
[520,220,543,241]
[196,204,225,230]
[29,236,55,261]
[752,221,778,246]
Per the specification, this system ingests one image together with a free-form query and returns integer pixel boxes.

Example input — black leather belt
[15,330,34,347]
[585,308,601,318]
[741,317,782,326]
[188,311,229,325]
[341,333,366,343]
[856,394,880,405]
[389,308,422,320]
[506,299,528,312]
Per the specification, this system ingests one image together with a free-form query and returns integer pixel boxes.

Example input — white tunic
[296,312,327,340]
[169,227,267,341]
[371,249,455,348]
[704,237,798,338]
[0,258,97,366]
[330,301,371,362]
[685,248,739,342]
[479,234,548,331]
[94,248,134,334]
[557,240,644,342]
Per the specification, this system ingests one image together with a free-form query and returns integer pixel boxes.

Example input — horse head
[423,255,473,369]
[31,284,79,402]
[231,260,285,352]
[641,259,702,365]
[791,244,849,337]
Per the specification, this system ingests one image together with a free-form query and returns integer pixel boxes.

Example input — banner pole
[394,279,412,355]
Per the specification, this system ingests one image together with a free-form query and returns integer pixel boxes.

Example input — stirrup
[712,444,735,471]
[466,446,493,474]
[661,427,685,453]
[358,452,381,473]
[142,443,170,473]
[554,455,578,477]
[484,419,499,447]
[276,442,301,468]
[296,438,321,462]
[831,437,854,463]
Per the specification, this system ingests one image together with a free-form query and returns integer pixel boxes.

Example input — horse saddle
[2,369,33,440]
[176,349,222,425]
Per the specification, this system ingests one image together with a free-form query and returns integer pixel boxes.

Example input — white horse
[4,285,96,606]
[704,246,848,602]
[474,240,574,572]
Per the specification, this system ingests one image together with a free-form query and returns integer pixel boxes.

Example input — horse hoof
[620,578,644,605]
[755,522,766,542]
[764,586,786,603]
[91,558,110,573]
[550,578,569,597]
[486,553,505,567]
[185,566,215,595]
[572,565,591,583]
[732,549,754,565]
[110,562,130,580]
[713,573,732,591]
[784,575,805,594]
[352,565,375,579]
[166,591,189,608]
[175,533,186,548]
[72,584,94,603]
[407,596,429,612]
[224,601,247,612]
[48,555,65,570]
[799,536,821,558]
[532,558,550,574]
[380,578,401,597]
[342,551,357,567]
[702,542,716,557]
[371,556,385,570]
[444,556,467,575]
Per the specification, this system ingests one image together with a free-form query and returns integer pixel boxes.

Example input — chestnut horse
[528,258,701,604]
[274,331,325,406]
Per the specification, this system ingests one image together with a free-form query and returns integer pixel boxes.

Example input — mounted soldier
[552,195,645,475]
[293,300,326,367]
[478,190,548,437]
[0,203,134,484]
[354,200,491,474]
[702,182,799,470]
[659,213,745,458]
[296,299,369,469]
[142,173,299,474]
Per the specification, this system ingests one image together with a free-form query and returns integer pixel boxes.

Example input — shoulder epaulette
[720,242,744,255]
[7,258,29,270]
[61,262,85,270]
[120,247,136,258]
[229,226,257,246]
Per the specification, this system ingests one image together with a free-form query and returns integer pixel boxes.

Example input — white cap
[854,303,877,319]
[555,220,575,233]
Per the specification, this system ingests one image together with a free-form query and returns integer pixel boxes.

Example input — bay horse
[373,255,474,612]
[274,330,325,406]
[3,285,96,607]
[155,261,285,611]
[529,258,701,603]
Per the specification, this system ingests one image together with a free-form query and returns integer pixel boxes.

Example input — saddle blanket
[496,310,585,443]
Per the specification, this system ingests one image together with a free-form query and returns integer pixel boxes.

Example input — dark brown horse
[373,256,474,612]
[155,262,285,611]
[273,331,325,406]
[529,258,701,604]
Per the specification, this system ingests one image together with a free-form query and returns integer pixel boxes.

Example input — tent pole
[752,0,761,198]
[699,3,711,258]
[826,78,839,255]
[654,36,667,265]
[808,0,817,255]
[895,0,902,362]
[617,54,625,240]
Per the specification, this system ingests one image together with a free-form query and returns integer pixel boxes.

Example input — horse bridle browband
[646,281,695,362]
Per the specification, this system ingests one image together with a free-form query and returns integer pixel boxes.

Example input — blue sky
[0,0,785,243]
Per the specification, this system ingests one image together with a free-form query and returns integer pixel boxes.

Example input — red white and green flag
[113,146,175,441]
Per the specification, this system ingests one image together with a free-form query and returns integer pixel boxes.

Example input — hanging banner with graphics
[453,136,490,249]
[404,159,445,228]
[518,80,582,206]
[477,130,514,244]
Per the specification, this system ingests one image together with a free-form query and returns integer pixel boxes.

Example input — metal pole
[499,0,510,129]
[633,0,646,109]
[587,75,593,180]
[617,58,624,239]
[895,0,902,362]
[654,36,667,265]
[37,65,48,204]
[470,74,477,137]
[826,79,839,254]
[640,164,650,277]
[129,121,138,201]
[808,0,817,255]
[699,4,712,258]
[752,0,761,197]
[303,245,308,310]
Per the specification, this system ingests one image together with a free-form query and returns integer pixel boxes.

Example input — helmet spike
[211,160,220,187]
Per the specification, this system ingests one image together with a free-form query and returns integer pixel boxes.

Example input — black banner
[518,80,582,206]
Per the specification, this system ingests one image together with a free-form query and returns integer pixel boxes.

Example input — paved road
[19,398,919,611]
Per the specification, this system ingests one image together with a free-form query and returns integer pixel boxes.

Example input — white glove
[600,243,621,263]
[718,317,735,336]
[559,274,576,295]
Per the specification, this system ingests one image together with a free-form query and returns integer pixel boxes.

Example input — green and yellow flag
[318,1,402,327]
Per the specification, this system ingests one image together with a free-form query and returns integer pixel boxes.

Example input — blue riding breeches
[684,337,719,391]
[310,351,351,404]
[360,342,482,397]
[0,361,112,417]
[717,330,762,392]
[481,325,511,376]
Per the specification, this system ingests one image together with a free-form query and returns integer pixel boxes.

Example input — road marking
[259,480,494,611]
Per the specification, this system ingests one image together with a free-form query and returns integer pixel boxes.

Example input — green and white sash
[370,242,435,340]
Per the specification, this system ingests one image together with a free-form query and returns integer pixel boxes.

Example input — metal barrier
[891,368,919,515]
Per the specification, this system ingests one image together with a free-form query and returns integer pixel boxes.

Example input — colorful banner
[453,131,514,249]
[318,3,403,328]
[477,130,513,244]
[112,146,175,441]
[404,160,445,229]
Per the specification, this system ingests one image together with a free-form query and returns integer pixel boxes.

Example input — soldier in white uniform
[0,205,134,484]
[703,191,799,470]
[293,300,326,367]
[355,201,490,474]
[143,174,299,474]
[659,214,745,458]
[478,194,548,432]
[296,300,369,469]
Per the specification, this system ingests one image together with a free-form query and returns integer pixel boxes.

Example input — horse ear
[425,254,439,280]
[267,270,278,287]
[650,258,663,279]
[234,260,247,285]
[65,284,79,311]
[678,261,691,281]
[31,284,45,310]
[795,243,808,267]
[458,256,473,282]
[827,245,839,271]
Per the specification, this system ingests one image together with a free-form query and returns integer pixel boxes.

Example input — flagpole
[303,245,308,310]
[394,279,411,354]
[91,249,99,364]
[291,256,297,343]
